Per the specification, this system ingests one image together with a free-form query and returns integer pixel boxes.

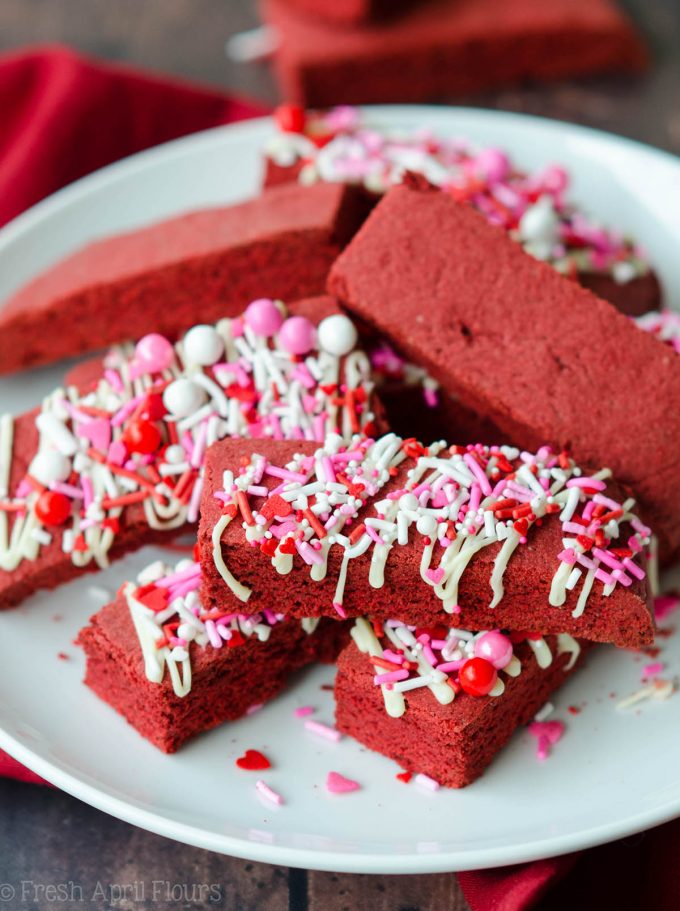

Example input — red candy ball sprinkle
[458,657,498,697]
[275,103,305,134]
[123,419,161,454]
[34,490,71,526]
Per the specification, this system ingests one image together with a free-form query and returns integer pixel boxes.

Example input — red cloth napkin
[460,819,680,910]
[0,43,674,911]
[0,44,267,228]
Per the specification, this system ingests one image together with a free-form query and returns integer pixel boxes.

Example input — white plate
[1,108,680,874]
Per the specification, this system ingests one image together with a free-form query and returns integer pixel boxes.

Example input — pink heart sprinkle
[426,567,445,585]
[326,771,360,794]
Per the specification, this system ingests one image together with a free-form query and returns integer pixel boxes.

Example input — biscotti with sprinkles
[0,301,381,608]
[328,179,680,562]
[334,618,588,788]
[0,180,370,375]
[78,558,348,752]
[198,433,654,647]
[264,105,660,317]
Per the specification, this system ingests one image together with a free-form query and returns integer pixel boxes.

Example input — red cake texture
[335,620,588,788]
[261,0,646,107]
[328,181,680,563]
[0,302,382,609]
[263,108,660,318]
[78,560,347,752]
[0,181,370,375]
[198,436,654,647]
[278,0,414,25]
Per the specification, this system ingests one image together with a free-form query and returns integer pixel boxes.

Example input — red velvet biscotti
[78,558,348,751]
[261,0,646,107]
[198,434,654,647]
[264,107,660,317]
[334,617,588,788]
[0,302,381,608]
[0,181,371,375]
[328,181,680,562]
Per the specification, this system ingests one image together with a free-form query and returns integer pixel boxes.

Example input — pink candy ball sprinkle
[244,298,283,337]
[134,333,174,372]
[474,630,513,669]
[278,316,316,355]
[474,148,510,183]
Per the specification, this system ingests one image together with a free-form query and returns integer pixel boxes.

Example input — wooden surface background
[0,1,678,909]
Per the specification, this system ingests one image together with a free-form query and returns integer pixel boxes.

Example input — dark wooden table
[0,1,678,908]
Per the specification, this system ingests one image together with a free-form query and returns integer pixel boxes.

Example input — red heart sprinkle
[222,503,238,518]
[513,518,528,536]
[396,771,413,784]
[260,538,278,557]
[236,749,271,771]
[279,537,297,555]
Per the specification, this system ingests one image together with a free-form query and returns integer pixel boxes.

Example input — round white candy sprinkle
[163,378,206,418]
[518,196,559,245]
[164,444,186,464]
[182,324,224,366]
[416,515,437,536]
[317,314,358,357]
[29,450,72,485]
[398,493,419,512]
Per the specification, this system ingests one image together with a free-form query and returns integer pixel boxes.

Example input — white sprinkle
[533,702,554,722]
[414,773,440,792]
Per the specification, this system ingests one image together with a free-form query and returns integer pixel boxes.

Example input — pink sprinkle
[374,669,409,685]
[333,602,348,619]
[305,720,341,742]
[326,771,360,794]
[294,706,314,717]
[246,703,264,716]
[654,593,680,621]
[414,773,440,791]
[265,465,307,483]
[426,567,445,585]
[566,477,606,491]
[255,780,284,806]
[642,662,664,680]
[528,720,565,761]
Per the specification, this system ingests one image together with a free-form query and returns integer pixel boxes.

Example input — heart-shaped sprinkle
[426,567,444,585]
[260,537,278,557]
[396,771,413,784]
[236,749,271,771]
[222,503,238,518]
[279,537,297,555]
[513,518,529,536]
[326,771,360,794]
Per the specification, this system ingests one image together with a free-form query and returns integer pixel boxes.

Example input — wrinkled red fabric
[0,44,267,227]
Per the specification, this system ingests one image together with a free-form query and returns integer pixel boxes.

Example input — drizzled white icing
[212,433,650,622]
[122,559,317,698]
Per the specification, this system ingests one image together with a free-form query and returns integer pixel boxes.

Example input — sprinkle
[294,705,314,717]
[414,773,440,791]
[528,720,565,760]
[255,780,284,806]
[326,771,360,794]
[304,720,342,742]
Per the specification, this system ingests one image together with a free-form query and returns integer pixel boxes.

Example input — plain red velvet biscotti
[78,558,348,751]
[198,434,654,647]
[328,181,680,563]
[261,0,646,107]
[0,181,371,375]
